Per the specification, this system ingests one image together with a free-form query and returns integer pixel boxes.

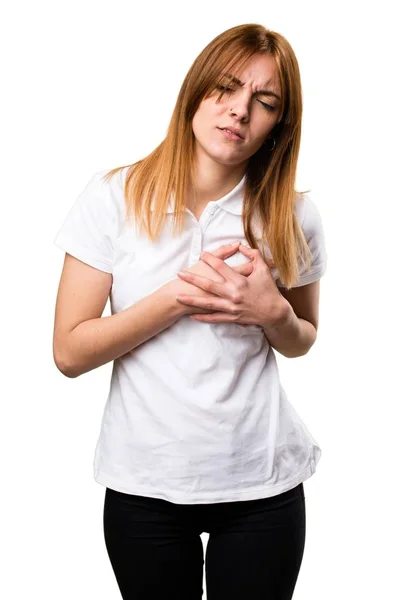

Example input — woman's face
[192,53,282,168]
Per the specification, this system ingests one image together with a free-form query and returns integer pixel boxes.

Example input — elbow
[282,349,307,359]
[295,337,317,359]
[284,340,317,359]
[55,358,80,378]
[53,346,80,378]
[58,364,80,378]
[292,324,318,358]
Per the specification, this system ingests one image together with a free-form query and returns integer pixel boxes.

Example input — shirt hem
[277,264,326,288]
[53,234,113,274]
[94,457,319,505]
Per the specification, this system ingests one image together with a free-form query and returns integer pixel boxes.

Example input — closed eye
[216,84,276,112]
[216,86,276,112]
[258,100,276,112]
[216,85,234,92]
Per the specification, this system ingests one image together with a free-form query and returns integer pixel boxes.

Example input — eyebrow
[223,73,281,101]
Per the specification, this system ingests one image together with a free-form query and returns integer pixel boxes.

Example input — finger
[176,293,232,313]
[238,244,275,268]
[232,261,254,277]
[177,270,223,296]
[200,250,242,283]
[190,312,236,323]
[189,306,216,314]
[211,241,241,260]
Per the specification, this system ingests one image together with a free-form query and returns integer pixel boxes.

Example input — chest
[110,208,259,312]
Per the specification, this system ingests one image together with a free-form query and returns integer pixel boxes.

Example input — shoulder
[77,166,131,229]
[294,192,325,241]
[95,165,130,207]
[53,167,132,272]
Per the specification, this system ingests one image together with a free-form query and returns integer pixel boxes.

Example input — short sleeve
[277,194,328,288]
[53,170,117,273]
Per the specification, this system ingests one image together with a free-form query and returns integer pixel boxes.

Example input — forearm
[263,303,317,358]
[60,280,184,378]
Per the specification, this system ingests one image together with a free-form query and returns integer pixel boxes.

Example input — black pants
[103,482,306,600]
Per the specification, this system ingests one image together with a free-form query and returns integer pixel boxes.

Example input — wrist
[161,278,190,318]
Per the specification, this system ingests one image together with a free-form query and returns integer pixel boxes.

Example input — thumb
[238,243,263,261]
[238,244,276,269]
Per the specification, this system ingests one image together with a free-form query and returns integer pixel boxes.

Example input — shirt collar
[151,174,246,215]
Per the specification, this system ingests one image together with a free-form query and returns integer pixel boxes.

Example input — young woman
[53,23,327,600]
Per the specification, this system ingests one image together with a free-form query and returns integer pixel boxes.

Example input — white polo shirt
[54,166,327,504]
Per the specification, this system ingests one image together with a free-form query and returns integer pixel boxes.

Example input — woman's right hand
[171,242,254,315]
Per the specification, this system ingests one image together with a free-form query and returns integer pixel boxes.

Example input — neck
[188,146,247,209]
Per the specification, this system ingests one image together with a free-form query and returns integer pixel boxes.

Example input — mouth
[218,127,245,141]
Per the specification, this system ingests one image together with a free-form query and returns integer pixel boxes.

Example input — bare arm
[263,308,317,358]
[54,275,183,378]
[263,281,320,358]
[53,242,250,378]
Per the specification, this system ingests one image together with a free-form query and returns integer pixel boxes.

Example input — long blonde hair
[103,23,313,289]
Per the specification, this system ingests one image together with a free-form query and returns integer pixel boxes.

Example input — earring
[266,137,276,151]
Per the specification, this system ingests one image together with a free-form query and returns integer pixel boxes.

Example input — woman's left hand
[176,243,290,327]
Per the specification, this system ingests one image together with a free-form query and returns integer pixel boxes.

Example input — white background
[2,0,403,598]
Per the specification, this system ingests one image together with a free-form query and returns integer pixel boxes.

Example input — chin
[209,153,242,166]
[197,142,243,164]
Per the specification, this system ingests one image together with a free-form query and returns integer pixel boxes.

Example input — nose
[229,94,251,123]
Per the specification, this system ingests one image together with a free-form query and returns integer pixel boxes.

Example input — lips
[219,127,244,140]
